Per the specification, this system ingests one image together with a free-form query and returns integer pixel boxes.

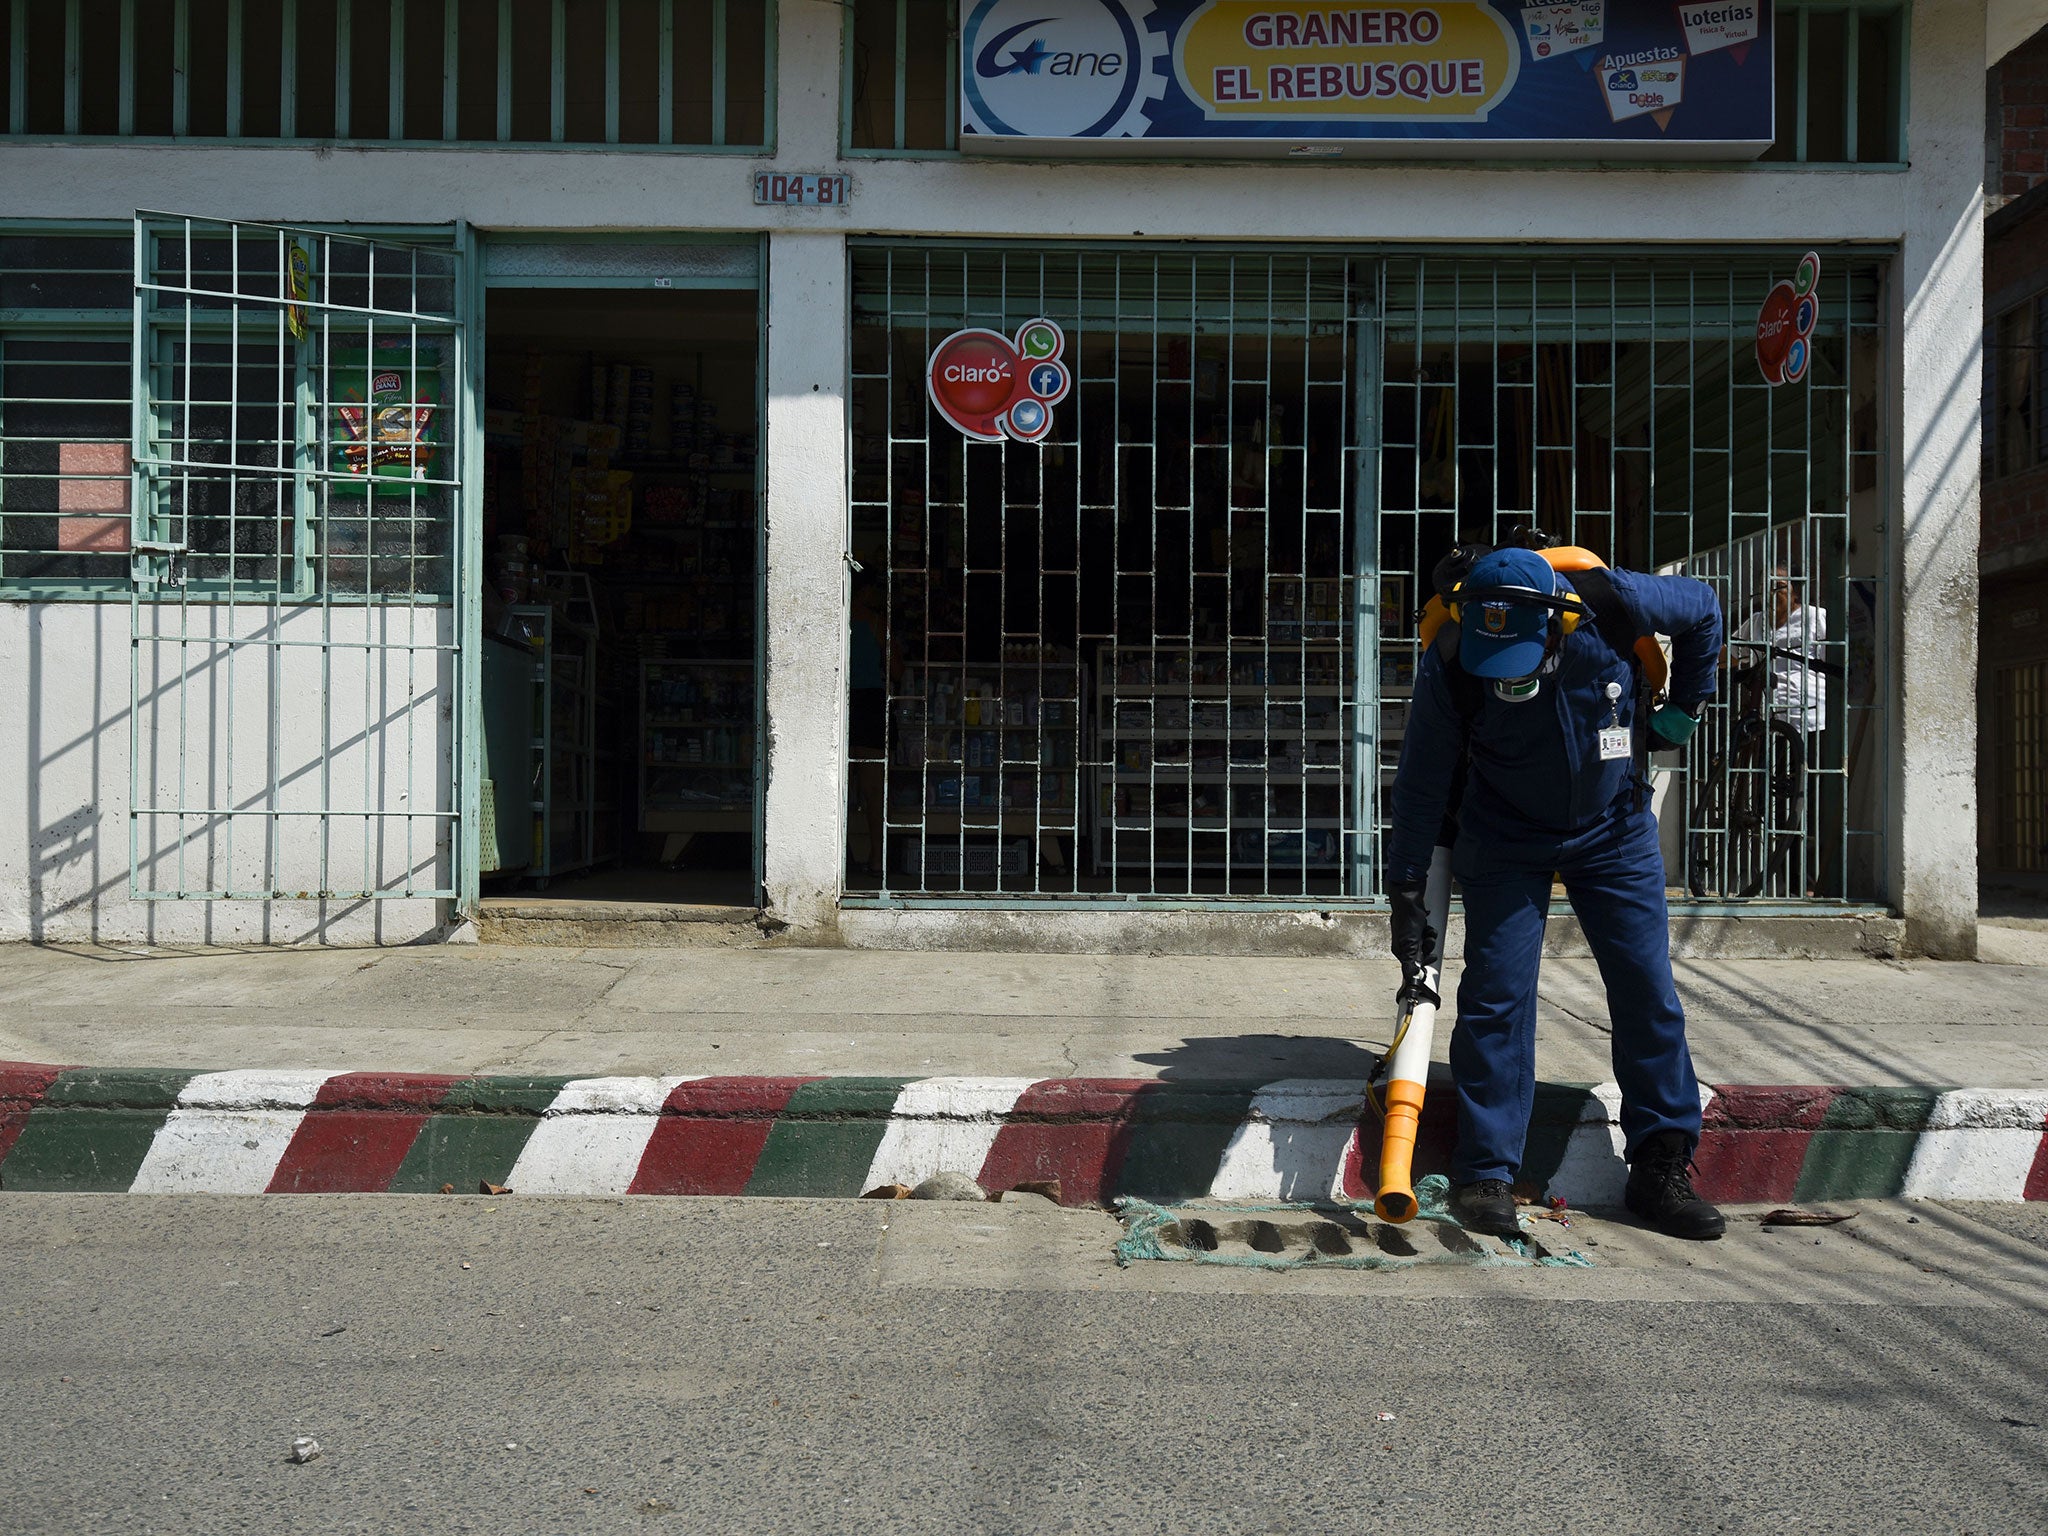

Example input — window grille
[844,0,954,154]
[1991,660,2048,875]
[0,222,468,599]
[1371,252,1887,906]
[845,1,1906,164]
[0,0,770,149]
[135,216,462,599]
[1759,0,1908,166]
[0,230,133,593]
[850,243,1888,908]
[1987,294,2048,481]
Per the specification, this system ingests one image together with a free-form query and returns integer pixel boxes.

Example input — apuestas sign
[927,319,1072,443]
[1755,251,1820,387]
[959,0,1774,157]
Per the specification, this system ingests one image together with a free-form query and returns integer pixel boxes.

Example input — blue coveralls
[1387,568,1724,1184]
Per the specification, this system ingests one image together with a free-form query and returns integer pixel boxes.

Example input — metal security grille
[129,214,466,901]
[1760,0,1908,166]
[1992,660,2047,875]
[0,230,133,593]
[0,0,769,149]
[844,0,955,153]
[853,243,1887,909]
[849,246,1363,901]
[1369,252,1887,906]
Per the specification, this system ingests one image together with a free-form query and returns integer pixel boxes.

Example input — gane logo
[961,0,1144,139]
[975,15,1123,78]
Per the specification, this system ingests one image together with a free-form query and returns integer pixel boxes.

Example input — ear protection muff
[1446,581,1583,638]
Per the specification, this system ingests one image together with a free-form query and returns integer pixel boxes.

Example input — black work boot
[1448,1178,1523,1238]
[1625,1130,1727,1240]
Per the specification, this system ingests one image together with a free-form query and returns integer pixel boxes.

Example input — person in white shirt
[1731,565,1828,893]
[1733,567,1827,732]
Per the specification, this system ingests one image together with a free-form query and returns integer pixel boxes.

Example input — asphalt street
[1,1194,2045,1535]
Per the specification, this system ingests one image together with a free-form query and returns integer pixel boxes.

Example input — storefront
[845,244,1888,908]
[0,0,1995,955]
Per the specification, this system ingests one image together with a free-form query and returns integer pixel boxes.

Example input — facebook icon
[1029,363,1065,398]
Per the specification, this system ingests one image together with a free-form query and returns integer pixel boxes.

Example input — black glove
[1388,880,1440,1009]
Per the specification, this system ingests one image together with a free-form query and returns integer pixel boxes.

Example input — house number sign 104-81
[753,172,851,206]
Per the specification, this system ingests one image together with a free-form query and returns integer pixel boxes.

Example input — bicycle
[1684,639,1810,900]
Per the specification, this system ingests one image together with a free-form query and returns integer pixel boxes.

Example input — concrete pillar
[757,0,853,934]
[1894,1,1986,959]
[759,237,850,935]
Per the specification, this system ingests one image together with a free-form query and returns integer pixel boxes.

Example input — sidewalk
[2,936,2045,1207]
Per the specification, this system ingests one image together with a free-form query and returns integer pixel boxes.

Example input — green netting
[1114,1174,1593,1271]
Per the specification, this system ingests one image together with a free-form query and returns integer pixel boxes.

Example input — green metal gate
[849,246,1364,903]
[847,243,1888,909]
[128,214,468,902]
[1369,252,1888,908]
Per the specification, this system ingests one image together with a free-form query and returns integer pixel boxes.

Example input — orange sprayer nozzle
[1373,1078,1430,1224]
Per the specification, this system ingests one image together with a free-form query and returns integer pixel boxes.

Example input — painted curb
[3,1063,2045,1205]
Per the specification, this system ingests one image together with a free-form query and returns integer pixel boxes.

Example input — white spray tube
[1374,844,1454,1223]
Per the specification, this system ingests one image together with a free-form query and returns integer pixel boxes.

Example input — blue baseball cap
[1458,548,1559,679]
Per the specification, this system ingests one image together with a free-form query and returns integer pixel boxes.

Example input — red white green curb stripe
[3,1063,2045,1205]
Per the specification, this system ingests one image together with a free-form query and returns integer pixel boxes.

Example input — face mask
[1490,641,1560,703]
[1494,675,1542,704]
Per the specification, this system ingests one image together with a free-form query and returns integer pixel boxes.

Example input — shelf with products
[881,654,1084,874]
[485,340,757,574]
[1091,642,1353,873]
[505,602,613,881]
[640,658,756,835]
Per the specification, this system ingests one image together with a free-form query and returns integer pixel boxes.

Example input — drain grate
[1115,1177,1592,1272]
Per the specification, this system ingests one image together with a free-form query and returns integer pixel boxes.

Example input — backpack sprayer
[1370,532,1666,1223]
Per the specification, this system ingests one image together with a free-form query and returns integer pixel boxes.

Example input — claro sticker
[1177,3,1521,120]
[927,319,1072,444]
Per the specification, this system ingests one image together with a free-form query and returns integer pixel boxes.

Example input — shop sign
[1755,250,1819,386]
[958,0,1773,157]
[926,319,1071,443]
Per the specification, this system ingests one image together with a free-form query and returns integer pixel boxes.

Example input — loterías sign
[959,0,1772,157]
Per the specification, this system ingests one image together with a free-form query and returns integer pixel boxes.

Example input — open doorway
[477,287,760,909]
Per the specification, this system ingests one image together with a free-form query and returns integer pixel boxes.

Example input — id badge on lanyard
[1598,680,1629,762]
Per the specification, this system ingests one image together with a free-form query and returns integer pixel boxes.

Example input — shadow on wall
[17,601,452,946]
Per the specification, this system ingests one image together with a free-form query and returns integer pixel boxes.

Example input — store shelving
[509,601,607,883]
[640,658,756,843]
[1091,642,1352,873]
[883,657,1083,882]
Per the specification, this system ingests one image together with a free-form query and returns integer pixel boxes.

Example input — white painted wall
[0,601,453,944]
[1895,2,1990,959]
[0,0,1992,948]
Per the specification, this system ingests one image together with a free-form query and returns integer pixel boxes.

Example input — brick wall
[1994,33,2048,200]
[1986,460,2048,563]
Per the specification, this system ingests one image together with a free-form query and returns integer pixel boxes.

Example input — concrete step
[475,899,779,948]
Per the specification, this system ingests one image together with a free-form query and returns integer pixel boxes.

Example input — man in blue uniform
[1387,546,1727,1240]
